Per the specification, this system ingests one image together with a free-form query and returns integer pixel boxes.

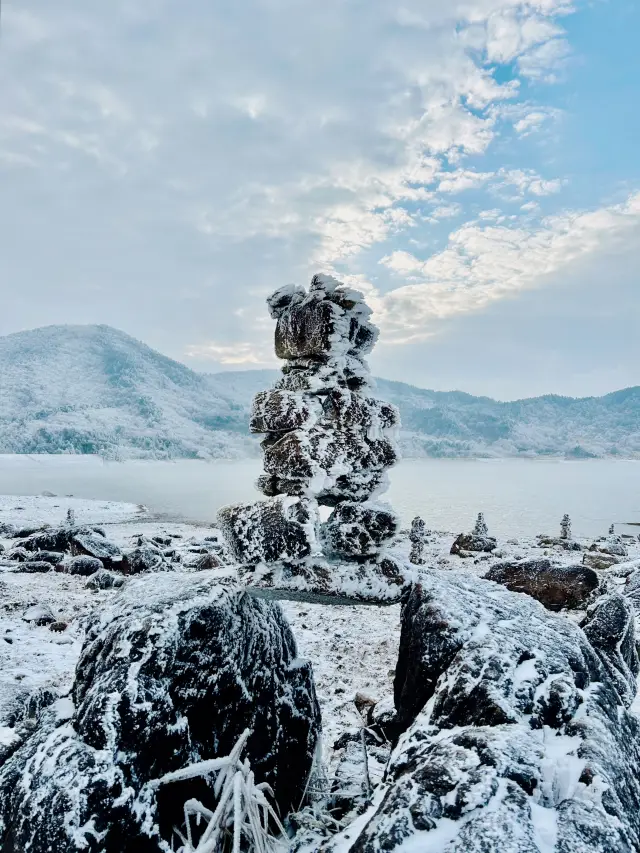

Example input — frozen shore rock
[0,571,321,852]
[323,570,640,852]
[485,557,599,610]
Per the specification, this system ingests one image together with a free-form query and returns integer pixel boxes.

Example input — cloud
[377,191,640,342]
[185,341,274,366]
[3,0,633,403]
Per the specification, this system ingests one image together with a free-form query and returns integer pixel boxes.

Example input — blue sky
[0,0,638,399]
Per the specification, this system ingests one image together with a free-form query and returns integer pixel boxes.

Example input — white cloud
[0,0,606,376]
[185,341,274,366]
[438,170,494,193]
[496,168,564,196]
[377,191,640,342]
[428,204,463,221]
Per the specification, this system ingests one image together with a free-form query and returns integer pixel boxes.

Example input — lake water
[0,455,638,539]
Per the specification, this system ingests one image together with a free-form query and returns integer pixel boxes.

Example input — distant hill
[0,325,638,459]
[0,325,254,459]
[208,370,640,460]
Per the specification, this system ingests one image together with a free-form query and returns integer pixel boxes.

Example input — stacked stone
[218,274,404,601]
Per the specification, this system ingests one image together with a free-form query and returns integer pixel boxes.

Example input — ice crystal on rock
[0,571,321,852]
[323,570,640,851]
[218,274,407,603]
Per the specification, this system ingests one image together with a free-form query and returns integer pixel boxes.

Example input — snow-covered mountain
[0,324,638,459]
[208,370,640,459]
[0,325,255,459]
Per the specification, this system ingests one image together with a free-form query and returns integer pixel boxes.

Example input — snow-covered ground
[4,495,639,786]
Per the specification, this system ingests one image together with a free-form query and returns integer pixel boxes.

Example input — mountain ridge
[0,324,638,459]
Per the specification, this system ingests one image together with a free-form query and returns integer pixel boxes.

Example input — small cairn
[218,274,406,603]
[560,514,572,541]
[450,511,496,557]
[409,517,426,565]
[474,512,488,538]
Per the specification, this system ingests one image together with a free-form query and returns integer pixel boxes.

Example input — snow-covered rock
[485,557,599,610]
[0,571,321,852]
[323,502,399,559]
[450,531,497,555]
[61,555,104,576]
[220,274,406,604]
[325,571,640,851]
[218,495,319,566]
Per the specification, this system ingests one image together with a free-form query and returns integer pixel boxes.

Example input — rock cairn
[218,274,406,602]
[409,516,426,565]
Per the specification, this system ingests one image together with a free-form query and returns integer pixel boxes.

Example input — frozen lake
[0,455,638,539]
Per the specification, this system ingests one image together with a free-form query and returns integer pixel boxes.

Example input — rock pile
[408,516,426,565]
[218,274,407,603]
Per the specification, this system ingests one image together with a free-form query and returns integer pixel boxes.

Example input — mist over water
[0,455,637,539]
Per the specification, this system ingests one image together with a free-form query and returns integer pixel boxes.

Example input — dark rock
[151,535,172,546]
[275,295,338,360]
[0,544,4,554]
[0,572,321,852]
[485,558,599,610]
[251,389,318,434]
[262,428,396,504]
[48,622,68,633]
[321,390,399,432]
[218,496,317,565]
[19,527,72,552]
[71,531,123,571]
[582,593,639,706]
[323,502,399,558]
[85,570,125,591]
[18,561,54,574]
[450,532,497,555]
[63,556,104,576]
[330,571,640,852]
[189,552,222,571]
[121,546,167,575]
[32,551,64,566]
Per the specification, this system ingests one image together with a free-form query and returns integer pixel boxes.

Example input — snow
[3,492,640,851]
[0,492,146,527]
[1,323,637,462]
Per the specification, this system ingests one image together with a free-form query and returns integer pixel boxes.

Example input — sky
[0,0,638,400]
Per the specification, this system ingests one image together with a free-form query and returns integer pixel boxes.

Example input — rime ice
[218,274,408,603]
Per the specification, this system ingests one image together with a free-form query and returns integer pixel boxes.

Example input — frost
[218,274,408,604]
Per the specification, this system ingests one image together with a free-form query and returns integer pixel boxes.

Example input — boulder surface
[0,571,321,853]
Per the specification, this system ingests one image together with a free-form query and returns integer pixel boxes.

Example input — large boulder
[323,502,399,559]
[485,558,599,610]
[450,532,497,555]
[325,571,640,851]
[582,593,639,707]
[0,571,321,852]
[218,496,319,565]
